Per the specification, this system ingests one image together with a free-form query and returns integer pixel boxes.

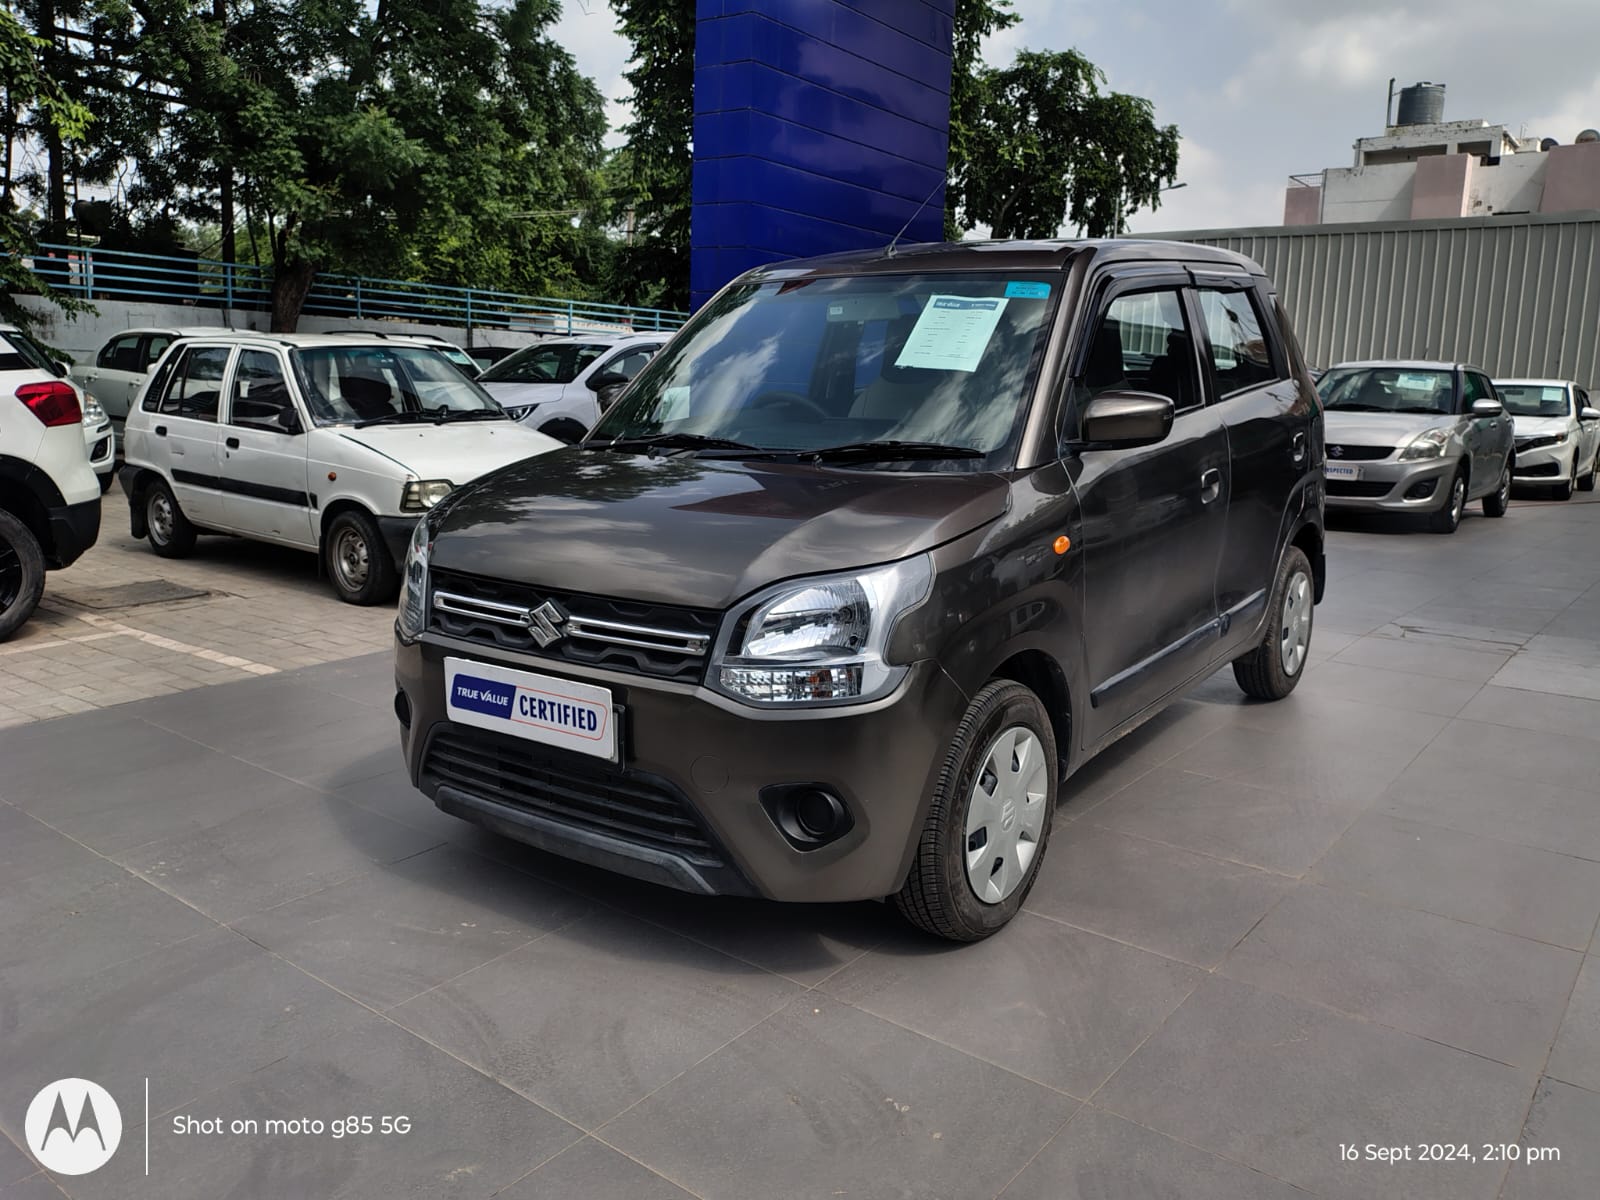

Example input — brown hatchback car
[394,240,1326,941]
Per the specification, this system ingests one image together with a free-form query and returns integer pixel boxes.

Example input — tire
[1580,452,1597,492]
[0,509,47,642]
[1232,545,1314,701]
[894,680,1057,942]
[1428,468,1467,533]
[324,508,399,605]
[145,479,197,557]
[1554,453,1576,501]
[1482,458,1511,517]
[98,471,114,495]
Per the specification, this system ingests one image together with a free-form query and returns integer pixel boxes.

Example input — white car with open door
[118,333,559,604]
[475,332,665,442]
[1496,378,1600,499]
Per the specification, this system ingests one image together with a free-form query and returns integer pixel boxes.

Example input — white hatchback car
[475,332,665,442]
[1496,378,1600,499]
[119,334,559,604]
[75,325,248,425]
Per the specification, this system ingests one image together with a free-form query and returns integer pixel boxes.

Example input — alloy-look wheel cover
[1279,569,1313,677]
[964,725,1049,905]
[149,492,174,545]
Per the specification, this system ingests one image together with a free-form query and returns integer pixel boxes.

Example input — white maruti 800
[119,333,560,604]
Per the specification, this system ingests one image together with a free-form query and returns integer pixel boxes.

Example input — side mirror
[587,369,628,391]
[1471,397,1504,418]
[277,408,303,435]
[1080,390,1176,449]
[1580,407,1600,423]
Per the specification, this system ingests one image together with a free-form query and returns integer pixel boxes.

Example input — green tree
[945,0,1018,241]
[953,48,1179,239]
[76,0,606,329]
[0,7,93,334]
[608,0,694,311]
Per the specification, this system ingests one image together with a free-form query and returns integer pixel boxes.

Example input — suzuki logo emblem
[525,599,568,648]
[1328,444,1344,458]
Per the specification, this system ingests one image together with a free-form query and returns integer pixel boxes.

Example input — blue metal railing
[18,242,688,335]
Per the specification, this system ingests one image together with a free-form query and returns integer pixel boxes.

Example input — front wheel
[1483,459,1511,517]
[324,509,399,605]
[1554,454,1576,501]
[894,680,1057,942]
[1579,451,1597,492]
[1428,468,1467,534]
[0,508,46,642]
[146,479,197,557]
[1232,545,1314,701]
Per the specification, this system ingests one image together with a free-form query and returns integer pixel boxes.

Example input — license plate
[444,656,618,761]
[1325,463,1362,480]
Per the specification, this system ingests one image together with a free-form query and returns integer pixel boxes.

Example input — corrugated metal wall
[1168,214,1600,383]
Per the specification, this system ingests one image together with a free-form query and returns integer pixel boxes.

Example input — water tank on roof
[1577,129,1600,144]
[1396,82,1446,126]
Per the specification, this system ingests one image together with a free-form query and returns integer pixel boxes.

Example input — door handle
[1200,467,1222,504]
[225,436,240,449]
[154,425,167,437]
[1290,431,1307,463]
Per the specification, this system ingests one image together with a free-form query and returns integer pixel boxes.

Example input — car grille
[421,724,726,865]
[1515,461,1561,477]
[1325,444,1394,461]
[428,568,718,684]
[1326,479,1394,498]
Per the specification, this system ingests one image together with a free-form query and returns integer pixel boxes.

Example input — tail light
[16,380,82,426]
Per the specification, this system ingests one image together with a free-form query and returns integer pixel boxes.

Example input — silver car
[1317,361,1515,533]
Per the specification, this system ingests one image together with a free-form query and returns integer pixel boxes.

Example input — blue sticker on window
[1005,281,1051,299]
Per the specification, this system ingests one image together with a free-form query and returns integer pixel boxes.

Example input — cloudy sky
[551,0,1600,234]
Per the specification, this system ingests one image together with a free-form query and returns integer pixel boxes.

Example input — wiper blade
[801,439,986,462]
[589,432,763,454]
[1396,406,1448,414]
[1323,404,1389,413]
[353,411,434,428]
[441,409,508,421]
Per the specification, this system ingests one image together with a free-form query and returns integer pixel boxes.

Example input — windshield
[479,341,611,385]
[590,272,1058,467]
[1495,384,1570,418]
[1317,367,1456,414]
[290,345,504,424]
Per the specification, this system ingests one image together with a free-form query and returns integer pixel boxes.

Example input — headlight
[82,395,108,424]
[400,479,454,511]
[395,518,431,642]
[1398,427,1451,460]
[1515,433,1565,451]
[711,555,933,707]
[502,404,537,421]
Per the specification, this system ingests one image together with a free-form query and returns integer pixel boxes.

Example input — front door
[1071,281,1230,739]
[1192,281,1309,631]
[151,344,231,525]
[1462,370,1506,494]
[220,348,315,547]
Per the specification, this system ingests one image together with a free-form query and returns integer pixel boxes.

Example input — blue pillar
[691,0,956,310]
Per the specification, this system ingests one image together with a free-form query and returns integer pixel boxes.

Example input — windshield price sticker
[895,295,1010,373]
[1395,373,1437,390]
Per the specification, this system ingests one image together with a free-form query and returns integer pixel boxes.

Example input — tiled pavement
[1,490,1598,1198]
[0,490,393,727]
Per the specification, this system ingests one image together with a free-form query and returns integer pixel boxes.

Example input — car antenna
[885,177,948,258]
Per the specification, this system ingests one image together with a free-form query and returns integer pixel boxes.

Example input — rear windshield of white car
[1317,367,1455,415]
[291,345,503,425]
[0,329,60,374]
[478,341,611,385]
[1495,385,1569,418]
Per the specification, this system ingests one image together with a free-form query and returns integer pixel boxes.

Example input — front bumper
[376,514,422,568]
[1324,458,1456,513]
[86,422,116,475]
[45,497,101,568]
[1512,441,1574,481]
[394,634,969,903]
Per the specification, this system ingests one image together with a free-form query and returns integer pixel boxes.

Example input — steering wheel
[749,390,830,422]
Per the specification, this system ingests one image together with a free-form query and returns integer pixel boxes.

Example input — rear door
[219,348,316,547]
[82,333,145,420]
[1191,277,1308,631]
[1071,275,1231,739]
[151,344,231,525]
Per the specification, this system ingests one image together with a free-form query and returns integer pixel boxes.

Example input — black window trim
[1190,281,1287,401]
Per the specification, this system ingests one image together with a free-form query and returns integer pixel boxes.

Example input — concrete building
[1285,83,1600,226]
